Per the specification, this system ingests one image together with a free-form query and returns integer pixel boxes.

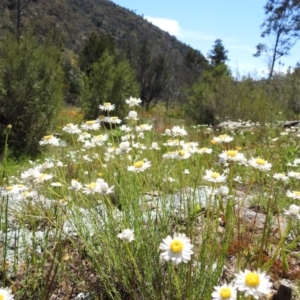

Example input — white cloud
[145,16,181,36]
[144,16,215,41]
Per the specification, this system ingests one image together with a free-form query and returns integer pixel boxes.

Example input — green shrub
[0,33,64,157]
[80,51,140,120]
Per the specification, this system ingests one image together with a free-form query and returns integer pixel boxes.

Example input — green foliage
[255,0,300,79]
[207,39,229,66]
[80,51,140,120]
[0,33,64,158]
[78,32,115,74]
[184,65,290,125]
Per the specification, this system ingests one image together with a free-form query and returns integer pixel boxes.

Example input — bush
[185,65,288,125]
[0,33,64,157]
[80,51,140,120]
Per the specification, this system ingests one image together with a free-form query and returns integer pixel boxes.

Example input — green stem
[258,180,273,269]
[124,242,142,282]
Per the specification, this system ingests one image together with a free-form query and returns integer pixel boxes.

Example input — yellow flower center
[211,172,220,179]
[140,124,147,128]
[200,147,207,151]
[211,140,217,145]
[178,150,185,156]
[98,173,103,177]
[111,117,118,120]
[103,102,111,106]
[66,123,73,127]
[44,135,53,140]
[88,182,96,190]
[220,287,231,298]
[96,135,103,138]
[219,134,227,139]
[236,146,242,150]
[293,191,300,196]
[5,186,13,191]
[170,239,184,253]
[245,272,260,287]
[255,158,266,165]
[227,150,237,157]
[134,161,144,168]
[86,120,95,125]
[0,294,4,300]
[98,115,105,119]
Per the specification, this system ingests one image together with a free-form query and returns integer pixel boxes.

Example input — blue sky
[112,0,300,78]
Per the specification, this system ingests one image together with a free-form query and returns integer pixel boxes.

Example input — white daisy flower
[62,123,81,134]
[92,134,109,146]
[233,175,243,183]
[118,229,134,242]
[212,134,234,144]
[119,125,132,133]
[69,179,82,191]
[181,141,199,153]
[39,135,60,146]
[99,102,115,111]
[82,140,96,149]
[283,204,300,219]
[1,184,27,196]
[286,190,300,200]
[291,158,300,167]
[137,132,145,139]
[35,173,53,183]
[219,150,246,164]
[216,185,229,197]
[21,166,42,182]
[183,169,190,175]
[82,182,98,195]
[171,125,187,137]
[51,182,63,187]
[248,157,272,171]
[150,142,160,150]
[0,287,14,300]
[159,233,194,264]
[212,283,237,300]
[19,190,37,200]
[163,139,180,147]
[162,128,172,136]
[127,160,151,172]
[203,170,227,183]
[98,115,109,123]
[136,124,153,131]
[174,150,191,160]
[197,147,213,154]
[273,173,289,182]
[132,142,147,150]
[121,134,135,141]
[125,96,142,107]
[234,269,272,299]
[126,110,139,120]
[81,121,100,131]
[107,116,122,124]
[162,151,176,159]
[163,177,176,183]
[96,178,114,195]
[77,132,91,142]
[287,171,300,179]
[116,141,131,154]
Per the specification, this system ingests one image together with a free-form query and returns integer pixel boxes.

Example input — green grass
[0,104,300,300]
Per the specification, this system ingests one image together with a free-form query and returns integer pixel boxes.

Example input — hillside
[0,0,207,65]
